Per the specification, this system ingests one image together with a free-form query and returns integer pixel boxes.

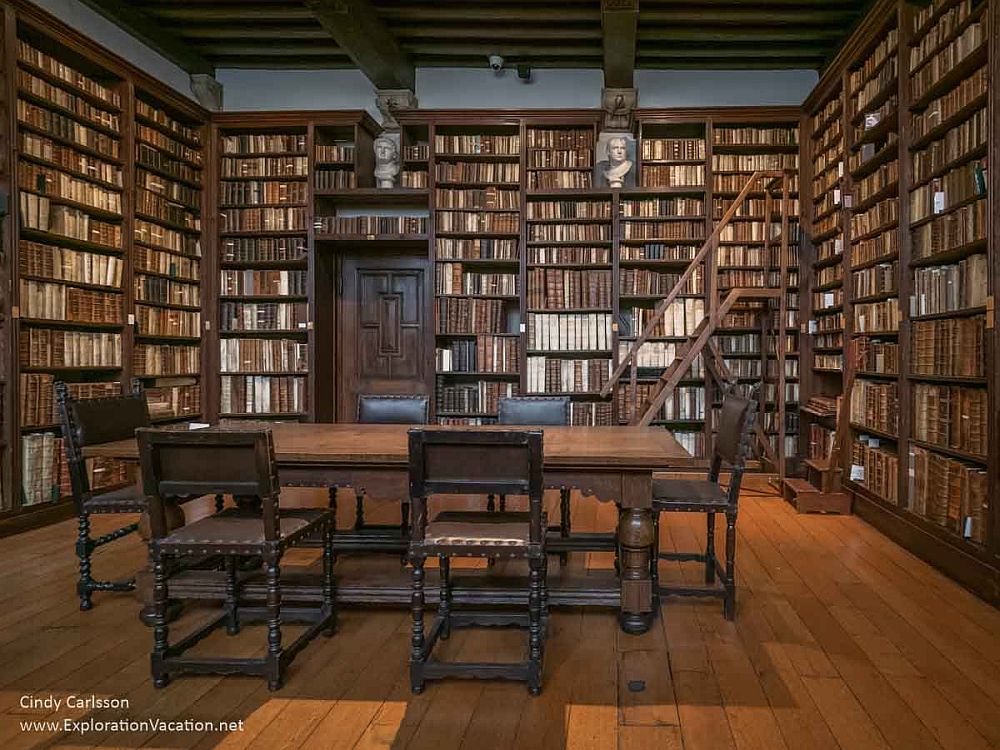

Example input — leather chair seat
[159,508,332,549]
[424,510,546,546]
[83,484,149,514]
[652,479,729,509]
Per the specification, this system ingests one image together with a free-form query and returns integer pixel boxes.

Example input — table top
[83,422,695,470]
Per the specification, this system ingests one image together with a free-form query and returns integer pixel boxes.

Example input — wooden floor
[1,477,999,750]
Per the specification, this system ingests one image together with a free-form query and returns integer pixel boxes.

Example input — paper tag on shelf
[838,161,845,177]
[834,238,843,253]
[823,292,835,307]
[188,422,210,430]
[834,188,842,205]
[127,313,135,325]
[519,322,526,333]
[850,464,864,481]
[843,194,853,209]
[204,320,211,331]
[963,517,973,538]
[870,438,880,449]
[933,191,946,214]
[298,322,308,329]
[808,320,818,334]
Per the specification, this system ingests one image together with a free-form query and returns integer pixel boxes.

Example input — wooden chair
[496,396,574,562]
[56,381,152,611]
[328,394,429,553]
[138,428,336,691]
[408,428,547,695]
[651,386,758,620]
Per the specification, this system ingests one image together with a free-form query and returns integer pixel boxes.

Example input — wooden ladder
[602,170,793,442]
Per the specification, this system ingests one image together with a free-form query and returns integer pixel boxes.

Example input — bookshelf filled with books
[800,0,996,590]
[216,124,312,421]
[433,122,523,424]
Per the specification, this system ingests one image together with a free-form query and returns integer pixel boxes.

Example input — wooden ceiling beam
[179,27,331,40]
[401,42,601,57]
[639,47,831,58]
[638,27,844,41]
[376,6,600,22]
[305,0,415,89]
[640,9,859,23]
[198,44,345,56]
[389,26,602,40]
[637,59,827,69]
[151,6,317,20]
[209,57,354,68]
[602,0,638,89]
[74,0,214,73]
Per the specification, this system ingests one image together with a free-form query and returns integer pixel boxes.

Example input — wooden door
[338,254,430,421]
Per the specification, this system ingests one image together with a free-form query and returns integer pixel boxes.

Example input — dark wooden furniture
[651,387,759,620]
[329,394,430,552]
[84,422,694,633]
[408,428,547,694]
[138,427,336,691]
[56,381,152,610]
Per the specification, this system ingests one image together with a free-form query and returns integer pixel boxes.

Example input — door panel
[339,255,429,421]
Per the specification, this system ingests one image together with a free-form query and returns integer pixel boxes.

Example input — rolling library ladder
[604,170,797,479]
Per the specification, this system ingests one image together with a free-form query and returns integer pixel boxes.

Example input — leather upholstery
[426,510,539,546]
[358,394,429,424]
[70,394,150,447]
[82,483,148,514]
[158,508,330,548]
[715,391,751,465]
[652,479,729,509]
[498,396,570,426]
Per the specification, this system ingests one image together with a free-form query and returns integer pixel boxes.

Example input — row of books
[222,236,305,264]
[911,316,984,378]
[911,108,987,185]
[851,437,899,505]
[134,275,200,307]
[135,189,199,230]
[136,125,201,167]
[852,231,896,268]
[910,22,985,102]
[526,356,611,394]
[526,129,590,149]
[712,154,798,171]
[910,254,988,316]
[526,269,611,310]
[220,338,309,373]
[135,218,199,256]
[315,215,427,235]
[912,384,987,457]
[620,298,705,338]
[315,144,354,163]
[850,198,897,238]
[436,297,508,334]
[435,134,520,155]
[438,211,518,234]
[135,305,199,338]
[18,240,124,287]
[436,266,519,297]
[618,384,706,421]
[528,171,592,190]
[436,237,518,261]
[640,165,704,188]
[133,343,199,376]
[20,131,122,187]
[526,149,592,169]
[434,162,519,183]
[850,379,898,435]
[17,41,121,107]
[851,261,898,298]
[909,161,986,224]
[527,224,610,243]
[136,99,201,145]
[641,138,705,161]
[912,200,985,260]
[220,180,308,206]
[19,193,122,249]
[137,144,199,186]
[435,335,519,374]
[857,337,899,374]
[911,67,986,143]
[854,299,900,333]
[221,156,308,179]
[526,313,613,352]
[436,381,519,415]
[808,423,835,461]
[438,187,520,210]
[526,199,610,219]
[220,302,307,332]
[20,163,122,214]
[621,197,703,218]
[18,100,120,160]
[910,0,979,70]
[220,270,308,297]
[19,280,121,323]
[853,54,897,113]
[19,329,121,368]
[620,268,700,296]
[713,127,797,146]
[144,381,201,420]
[20,375,119,427]
[854,160,897,205]
[623,219,703,240]
[910,445,987,543]
[401,171,427,189]
[220,375,306,415]
[316,169,358,190]
[220,207,307,233]
[222,134,305,154]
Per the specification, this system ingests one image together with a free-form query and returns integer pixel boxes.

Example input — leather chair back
[709,385,759,502]
[358,394,429,424]
[498,396,570,426]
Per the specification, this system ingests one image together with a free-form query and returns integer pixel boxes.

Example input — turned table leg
[617,506,656,635]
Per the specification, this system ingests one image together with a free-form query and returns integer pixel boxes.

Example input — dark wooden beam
[305,0,414,89]
[602,0,638,89]
[400,42,601,57]
[639,9,859,23]
[638,27,845,41]
[389,25,602,40]
[179,26,331,40]
[374,6,600,22]
[74,0,214,73]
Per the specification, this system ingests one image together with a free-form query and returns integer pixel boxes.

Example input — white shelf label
[850,464,865,481]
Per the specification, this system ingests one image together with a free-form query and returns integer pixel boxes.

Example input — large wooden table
[85,423,695,634]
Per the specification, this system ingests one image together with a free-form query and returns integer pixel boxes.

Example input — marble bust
[596,135,634,188]
[373,135,400,189]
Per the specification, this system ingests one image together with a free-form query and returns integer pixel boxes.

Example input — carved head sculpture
[607,135,629,166]
[374,135,399,165]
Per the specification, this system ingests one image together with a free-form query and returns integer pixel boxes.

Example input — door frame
[335,251,434,423]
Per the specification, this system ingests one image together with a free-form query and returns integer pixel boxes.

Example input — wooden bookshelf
[800,0,997,600]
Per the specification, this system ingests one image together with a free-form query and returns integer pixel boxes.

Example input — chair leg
[528,556,544,696]
[705,511,717,585]
[76,512,94,611]
[151,553,170,688]
[410,555,427,694]
[354,491,365,530]
[438,555,451,640]
[724,509,737,621]
[323,524,336,636]
[214,494,225,513]
[225,556,240,635]
[265,557,283,691]
[487,493,496,512]
[559,488,571,566]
